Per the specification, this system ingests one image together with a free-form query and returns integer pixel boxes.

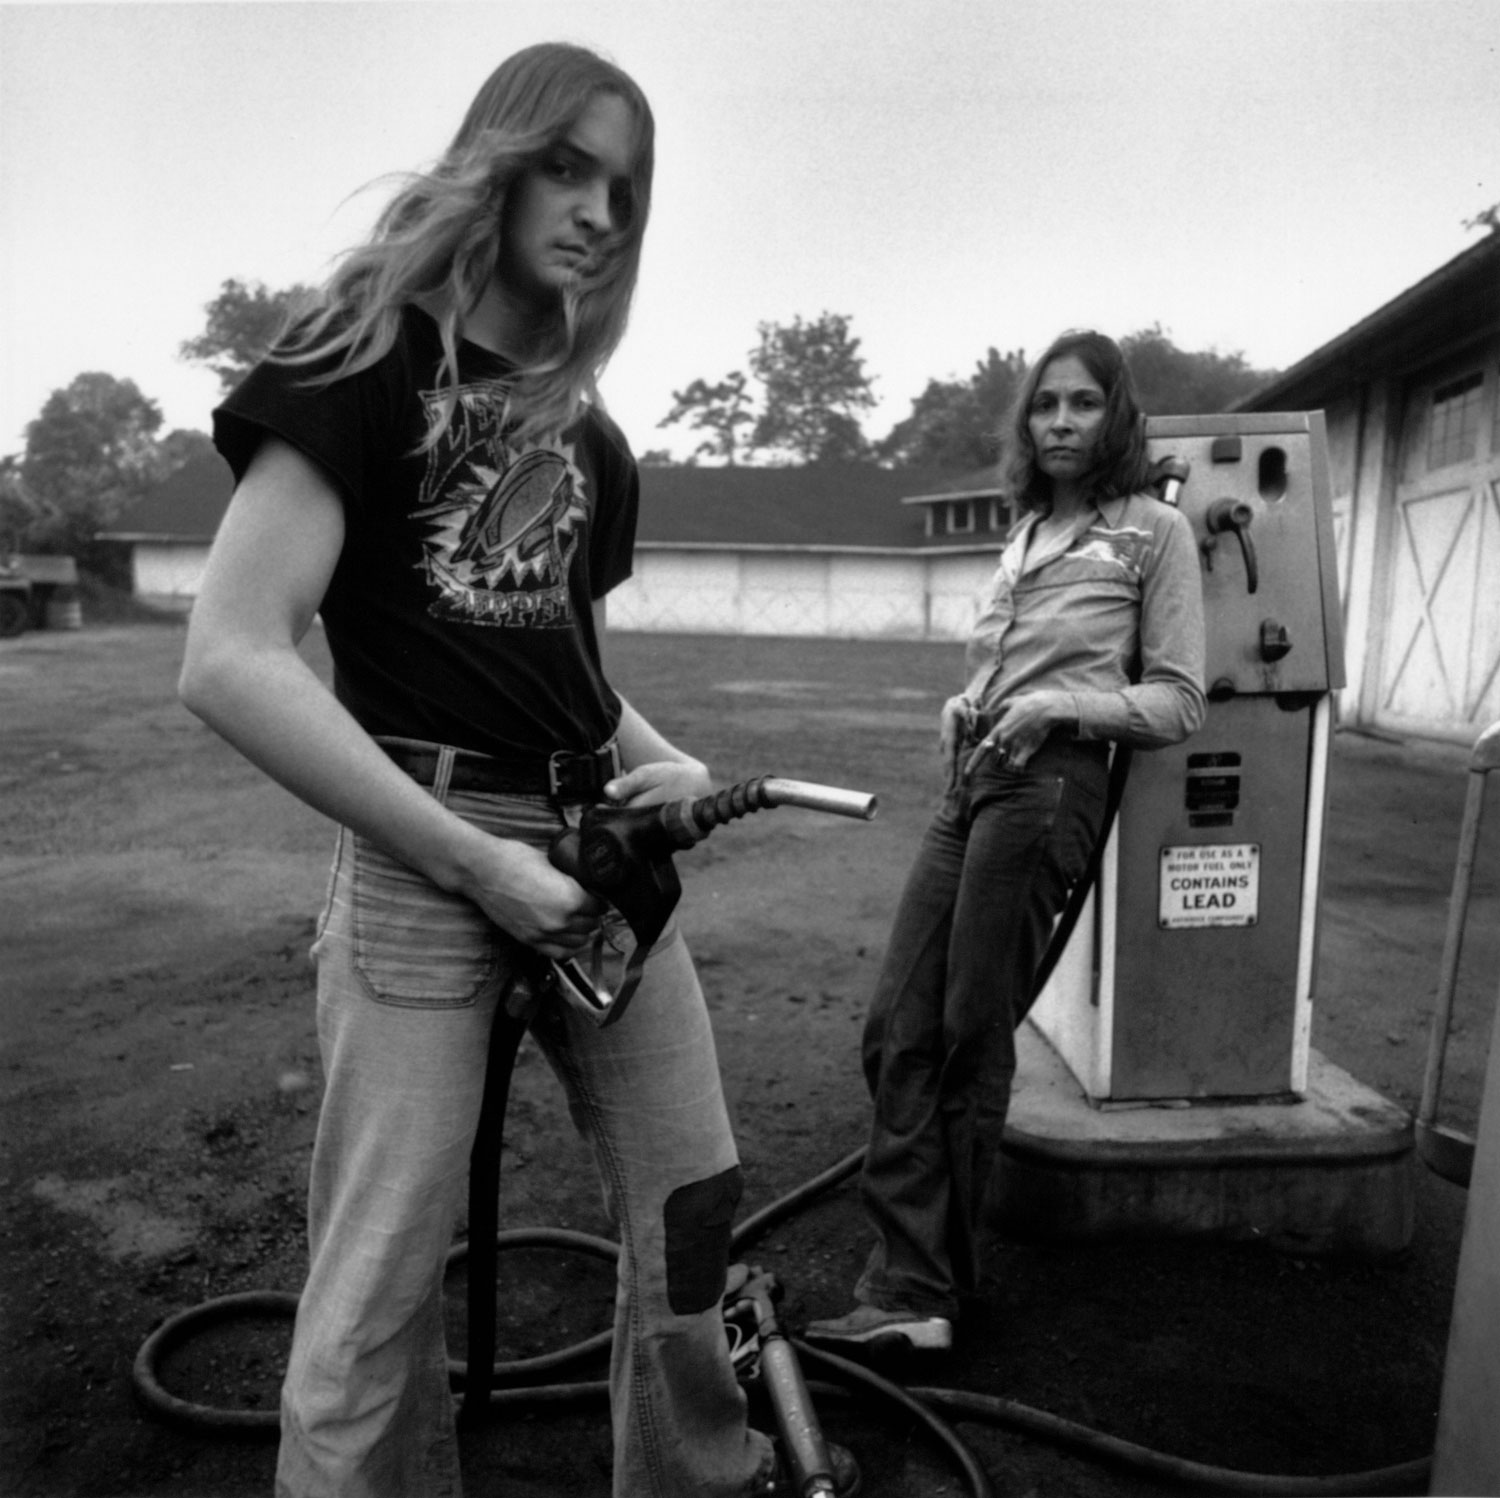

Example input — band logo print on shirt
[414,380,590,630]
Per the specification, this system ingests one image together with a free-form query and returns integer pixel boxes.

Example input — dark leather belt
[381,741,621,801]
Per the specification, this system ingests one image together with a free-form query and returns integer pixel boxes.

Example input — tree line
[1,279,1277,567]
[653,311,1277,468]
[0,281,310,569]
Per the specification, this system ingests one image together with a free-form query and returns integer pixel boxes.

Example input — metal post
[1429,722,1500,1495]
[1430,963,1500,1494]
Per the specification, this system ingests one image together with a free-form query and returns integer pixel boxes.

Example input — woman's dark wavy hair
[1000,330,1150,514]
[270,43,653,448]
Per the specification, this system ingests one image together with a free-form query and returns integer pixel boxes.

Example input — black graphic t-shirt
[213,305,636,760]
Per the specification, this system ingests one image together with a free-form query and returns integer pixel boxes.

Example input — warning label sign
[1159,843,1259,929]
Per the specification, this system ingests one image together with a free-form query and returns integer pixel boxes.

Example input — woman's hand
[939,694,976,762]
[606,686,713,807]
[987,690,1079,770]
[604,757,713,808]
[458,833,607,960]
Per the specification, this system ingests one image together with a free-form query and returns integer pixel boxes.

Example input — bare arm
[178,436,603,958]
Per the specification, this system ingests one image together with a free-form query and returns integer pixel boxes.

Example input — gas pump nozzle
[543,778,877,1026]
[726,1268,841,1497]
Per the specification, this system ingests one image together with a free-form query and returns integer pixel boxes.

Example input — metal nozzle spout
[758,777,878,820]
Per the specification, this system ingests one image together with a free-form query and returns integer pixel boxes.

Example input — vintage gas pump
[1030,412,1346,1103]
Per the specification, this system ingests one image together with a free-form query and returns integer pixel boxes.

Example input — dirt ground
[3,618,1498,1498]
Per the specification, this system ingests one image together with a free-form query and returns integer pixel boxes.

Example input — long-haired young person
[807,330,1206,1357]
[181,42,859,1498]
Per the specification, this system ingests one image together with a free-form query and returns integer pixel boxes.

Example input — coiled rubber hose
[132,1146,1433,1496]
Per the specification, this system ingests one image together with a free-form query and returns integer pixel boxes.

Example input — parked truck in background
[0,555,81,636]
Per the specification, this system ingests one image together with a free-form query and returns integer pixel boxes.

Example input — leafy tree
[18,374,166,561]
[1462,201,1500,234]
[180,277,315,394]
[879,330,1276,466]
[809,411,874,465]
[155,427,219,476]
[657,371,754,463]
[749,312,877,464]
[0,455,32,555]
[879,347,1028,470]
[1121,325,1275,415]
[657,313,878,466]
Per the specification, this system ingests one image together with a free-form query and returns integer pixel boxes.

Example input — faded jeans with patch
[855,733,1109,1322]
[274,772,769,1497]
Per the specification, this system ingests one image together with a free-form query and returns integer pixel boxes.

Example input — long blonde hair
[275,43,653,446]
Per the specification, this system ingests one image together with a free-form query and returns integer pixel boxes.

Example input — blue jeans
[275,767,771,1497]
[855,734,1109,1320]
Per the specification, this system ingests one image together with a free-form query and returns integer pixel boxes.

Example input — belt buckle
[548,742,621,799]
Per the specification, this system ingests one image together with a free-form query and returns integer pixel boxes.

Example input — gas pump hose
[133,1150,1432,1496]
[132,750,1432,1493]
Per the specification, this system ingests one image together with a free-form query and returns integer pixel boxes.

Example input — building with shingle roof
[103,452,1009,642]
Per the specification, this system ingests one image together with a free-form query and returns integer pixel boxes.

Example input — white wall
[132,541,210,611]
[609,543,999,641]
[128,538,1003,641]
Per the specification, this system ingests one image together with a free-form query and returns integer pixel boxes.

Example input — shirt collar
[1094,493,1131,527]
[1007,493,1132,570]
[1016,491,1128,531]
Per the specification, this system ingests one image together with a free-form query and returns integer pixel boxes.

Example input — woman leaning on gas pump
[806,330,1207,1355]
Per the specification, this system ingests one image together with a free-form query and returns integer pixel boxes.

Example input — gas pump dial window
[1185,751,1241,827]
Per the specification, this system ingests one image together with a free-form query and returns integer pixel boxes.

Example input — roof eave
[1237,234,1500,411]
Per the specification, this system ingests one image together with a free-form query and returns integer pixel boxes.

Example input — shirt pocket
[1022,549,1142,600]
[351,833,499,1008]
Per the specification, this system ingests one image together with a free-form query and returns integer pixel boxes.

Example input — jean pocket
[978,766,1066,837]
[350,834,498,1008]
[943,751,961,798]
[309,830,346,962]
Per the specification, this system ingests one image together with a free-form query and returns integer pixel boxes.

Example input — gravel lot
[2,619,1496,1497]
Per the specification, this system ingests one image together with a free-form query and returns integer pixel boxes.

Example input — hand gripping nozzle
[542,777,876,1027]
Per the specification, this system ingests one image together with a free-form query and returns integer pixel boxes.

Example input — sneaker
[802,1303,953,1353]
[755,1437,862,1497]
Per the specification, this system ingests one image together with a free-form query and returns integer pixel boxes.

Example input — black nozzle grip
[548,825,584,884]
[547,810,683,950]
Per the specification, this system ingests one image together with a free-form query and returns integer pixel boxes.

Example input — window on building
[1428,371,1485,470]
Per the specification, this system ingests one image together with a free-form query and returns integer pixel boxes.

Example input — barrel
[44,586,82,630]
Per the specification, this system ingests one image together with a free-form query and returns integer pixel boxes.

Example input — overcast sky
[2,0,1496,462]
